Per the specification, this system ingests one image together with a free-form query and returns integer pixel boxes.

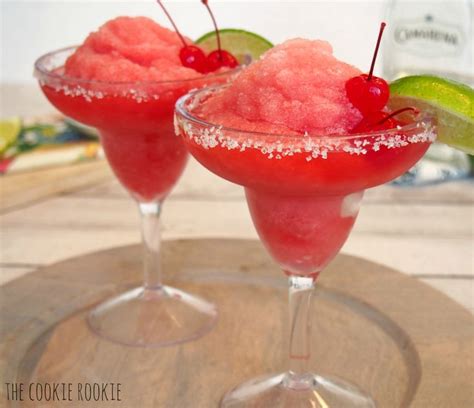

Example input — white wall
[1,0,388,84]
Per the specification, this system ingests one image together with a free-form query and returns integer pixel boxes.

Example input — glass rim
[175,85,436,141]
[34,45,239,88]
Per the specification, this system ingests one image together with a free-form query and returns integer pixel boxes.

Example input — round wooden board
[1,239,473,407]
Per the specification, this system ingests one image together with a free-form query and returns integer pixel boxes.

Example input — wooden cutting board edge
[0,238,472,407]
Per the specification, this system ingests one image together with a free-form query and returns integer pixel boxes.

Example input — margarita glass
[34,47,234,347]
[175,85,436,407]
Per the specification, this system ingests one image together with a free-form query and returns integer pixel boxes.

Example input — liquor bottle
[384,0,472,185]
[384,0,472,84]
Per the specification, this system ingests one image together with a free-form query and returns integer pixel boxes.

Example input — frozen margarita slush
[65,17,202,82]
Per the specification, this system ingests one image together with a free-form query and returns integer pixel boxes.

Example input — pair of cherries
[180,45,237,74]
[345,22,415,133]
[157,0,238,73]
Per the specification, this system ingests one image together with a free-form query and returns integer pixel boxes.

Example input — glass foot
[87,285,217,347]
[221,372,376,407]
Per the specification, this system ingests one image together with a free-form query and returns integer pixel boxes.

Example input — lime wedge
[0,117,21,156]
[196,28,273,64]
[389,75,474,154]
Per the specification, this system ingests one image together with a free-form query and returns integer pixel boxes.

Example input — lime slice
[196,28,273,64]
[0,117,21,156]
[389,75,474,154]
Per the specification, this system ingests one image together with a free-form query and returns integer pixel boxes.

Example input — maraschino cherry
[201,0,238,71]
[351,107,418,133]
[156,0,208,73]
[346,22,389,115]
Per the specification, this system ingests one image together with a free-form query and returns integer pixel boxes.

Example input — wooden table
[1,83,473,314]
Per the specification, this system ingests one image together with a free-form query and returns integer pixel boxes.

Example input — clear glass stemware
[34,48,235,347]
[175,85,436,406]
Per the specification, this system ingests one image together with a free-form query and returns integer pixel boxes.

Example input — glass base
[87,285,217,347]
[221,372,376,408]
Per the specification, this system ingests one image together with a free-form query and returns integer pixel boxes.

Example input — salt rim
[34,46,239,102]
[174,87,437,161]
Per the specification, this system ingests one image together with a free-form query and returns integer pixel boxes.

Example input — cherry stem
[367,22,386,81]
[202,0,222,60]
[156,0,187,48]
[378,107,419,124]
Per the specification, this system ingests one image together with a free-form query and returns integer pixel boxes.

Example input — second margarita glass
[175,85,436,407]
[35,47,235,347]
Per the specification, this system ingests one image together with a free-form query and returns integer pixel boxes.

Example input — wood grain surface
[0,160,112,213]
[1,239,473,407]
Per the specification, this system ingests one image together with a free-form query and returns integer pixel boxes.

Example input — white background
[1,0,389,84]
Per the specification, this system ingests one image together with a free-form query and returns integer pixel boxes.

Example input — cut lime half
[196,28,273,64]
[389,75,474,154]
[0,117,21,156]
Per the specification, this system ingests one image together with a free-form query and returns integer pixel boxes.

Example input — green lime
[0,117,21,156]
[389,75,474,154]
[196,28,273,64]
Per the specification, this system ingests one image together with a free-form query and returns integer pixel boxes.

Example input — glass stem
[138,201,163,291]
[286,275,316,389]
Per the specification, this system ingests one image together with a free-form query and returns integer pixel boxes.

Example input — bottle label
[393,16,465,57]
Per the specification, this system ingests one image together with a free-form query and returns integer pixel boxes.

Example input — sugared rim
[34,46,239,88]
[175,85,436,141]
